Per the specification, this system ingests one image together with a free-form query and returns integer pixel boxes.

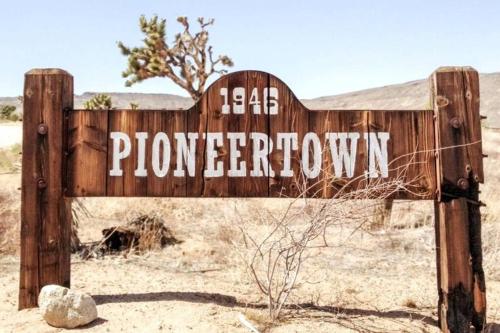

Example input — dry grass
[0,143,21,174]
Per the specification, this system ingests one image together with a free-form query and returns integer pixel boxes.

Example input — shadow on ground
[93,291,438,331]
[486,323,500,333]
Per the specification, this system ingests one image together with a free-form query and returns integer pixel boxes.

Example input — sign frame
[18,67,486,332]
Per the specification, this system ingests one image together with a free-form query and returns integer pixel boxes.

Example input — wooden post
[431,67,486,332]
[19,69,73,309]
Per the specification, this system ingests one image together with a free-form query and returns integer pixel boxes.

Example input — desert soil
[0,123,22,149]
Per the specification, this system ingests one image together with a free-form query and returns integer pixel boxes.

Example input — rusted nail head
[37,178,47,189]
[37,123,48,135]
[457,178,469,190]
[449,117,461,129]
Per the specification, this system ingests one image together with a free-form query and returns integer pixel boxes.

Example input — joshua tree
[118,15,234,100]
[83,94,113,110]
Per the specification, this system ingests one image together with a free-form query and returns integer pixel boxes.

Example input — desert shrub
[0,105,19,121]
[83,94,113,110]
[80,212,180,259]
[233,172,413,321]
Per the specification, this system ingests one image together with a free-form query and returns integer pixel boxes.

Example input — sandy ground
[0,187,499,332]
[0,129,499,332]
[0,123,22,149]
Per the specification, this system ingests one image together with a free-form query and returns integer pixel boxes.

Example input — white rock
[38,285,98,328]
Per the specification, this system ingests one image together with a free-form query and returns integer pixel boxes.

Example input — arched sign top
[192,70,310,117]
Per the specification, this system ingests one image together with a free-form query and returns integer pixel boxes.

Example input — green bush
[0,105,19,121]
[83,94,113,110]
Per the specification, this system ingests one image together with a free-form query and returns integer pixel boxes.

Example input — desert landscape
[0,74,499,332]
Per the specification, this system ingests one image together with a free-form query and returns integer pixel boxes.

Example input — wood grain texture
[186,97,207,196]
[431,67,486,332]
[307,110,369,199]
[66,110,108,196]
[368,110,436,199]
[203,75,229,197]
[269,75,308,197]
[63,71,438,199]
[435,199,473,333]
[228,71,269,196]
[146,110,187,196]
[431,67,484,197]
[19,69,73,309]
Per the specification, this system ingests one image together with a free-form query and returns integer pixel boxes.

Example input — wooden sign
[65,71,436,199]
[18,67,486,333]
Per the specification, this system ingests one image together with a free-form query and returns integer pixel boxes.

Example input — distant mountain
[2,73,499,128]
[302,72,500,128]
[75,92,193,110]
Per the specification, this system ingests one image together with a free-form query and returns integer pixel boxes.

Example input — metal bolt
[465,164,472,173]
[37,123,48,135]
[449,117,461,129]
[37,178,47,189]
[474,174,480,182]
[482,154,489,158]
[457,178,469,190]
[480,115,487,120]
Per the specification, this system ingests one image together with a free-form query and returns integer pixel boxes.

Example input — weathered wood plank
[227,71,269,196]
[63,72,438,200]
[19,69,73,309]
[435,198,473,333]
[432,67,484,197]
[431,67,486,332]
[269,76,308,197]
[368,110,436,199]
[462,69,484,183]
[66,110,438,198]
[203,75,229,197]
[66,110,108,196]
[106,110,149,196]
[146,110,187,196]
[307,110,369,198]
[186,99,208,196]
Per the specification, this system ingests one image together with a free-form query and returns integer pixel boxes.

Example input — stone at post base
[38,285,98,328]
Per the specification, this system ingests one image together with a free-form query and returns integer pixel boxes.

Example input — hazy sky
[1,1,499,98]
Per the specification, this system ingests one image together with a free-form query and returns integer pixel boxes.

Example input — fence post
[19,69,73,309]
[430,67,486,332]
